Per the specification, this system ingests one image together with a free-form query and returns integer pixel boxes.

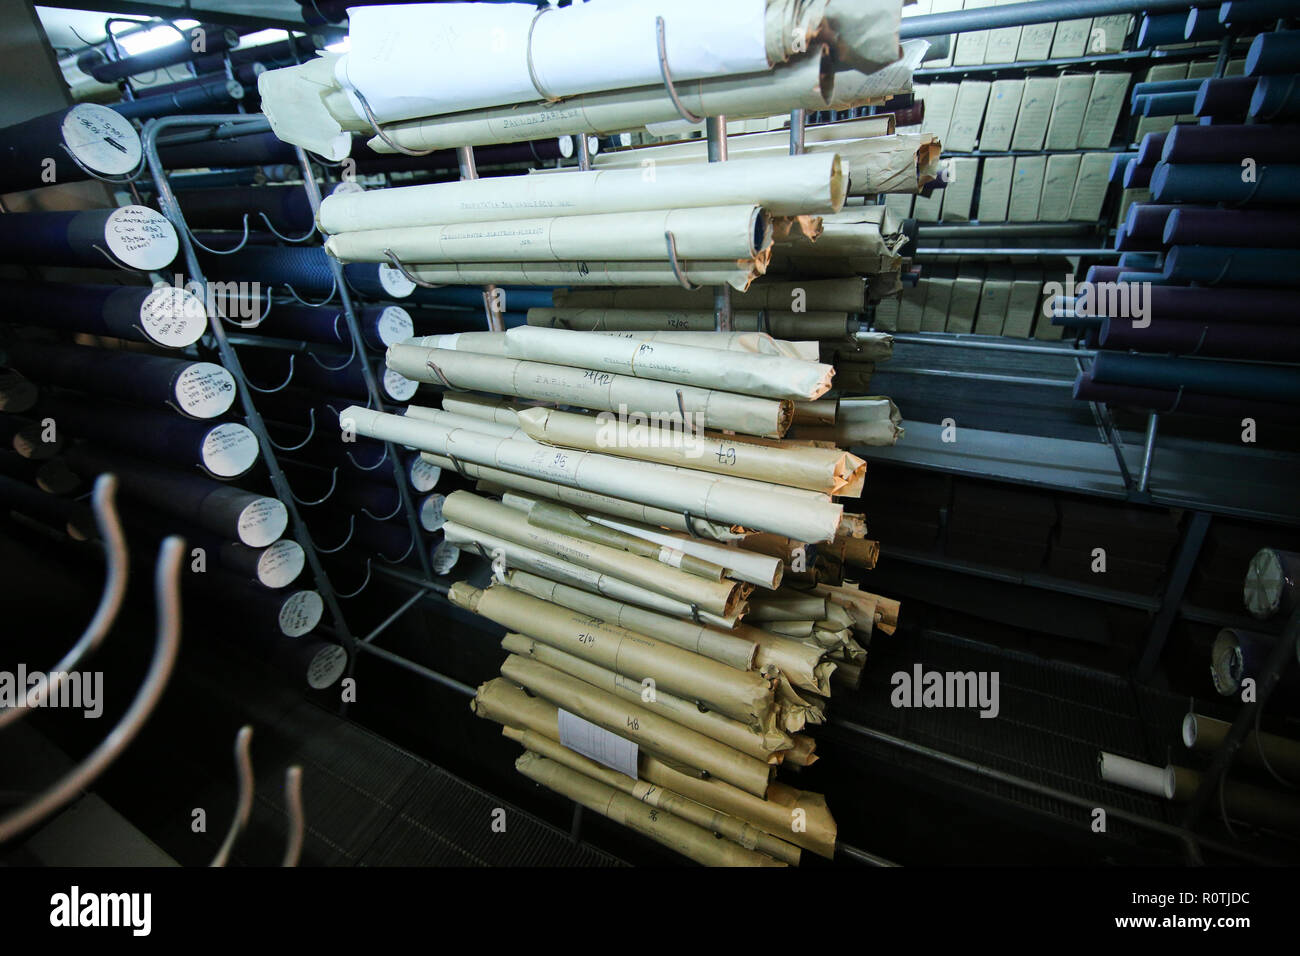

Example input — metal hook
[361,497,403,522]
[0,535,182,844]
[446,453,469,478]
[352,85,438,157]
[335,557,374,599]
[305,326,358,372]
[267,407,317,453]
[220,285,274,330]
[257,212,316,244]
[187,213,251,255]
[681,508,702,539]
[664,231,699,290]
[88,243,147,275]
[688,602,702,625]
[0,474,128,731]
[281,766,305,867]
[378,536,416,565]
[424,359,462,391]
[382,248,444,288]
[345,443,389,472]
[655,16,703,124]
[282,275,337,308]
[58,140,148,186]
[289,466,338,507]
[210,725,254,867]
[314,513,356,553]
[243,352,296,393]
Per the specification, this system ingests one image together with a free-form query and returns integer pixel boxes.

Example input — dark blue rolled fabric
[1164,245,1300,285]
[77,24,239,83]
[111,75,245,121]
[1115,270,1170,285]
[1113,223,1161,252]
[1136,132,1168,167]
[334,475,402,518]
[1087,283,1297,323]
[1137,12,1191,47]
[351,515,422,563]
[1085,265,1124,284]
[1220,0,1299,26]
[1118,252,1161,271]
[253,302,412,350]
[168,168,263,190]
[1,342,236,420]
[159,130,297,170]
[1131,79,1204,107]
[0,207,178,271]
[407,285,554,310]
[185,567,325,638]
[1122,159,1152,189]
[1151,162,1300,204]
[0,103,142,192]
[1249,75,1300,121]
[1090,351,1300,404]
[1245,29,1300,76]
[1164,207,1300,247]
[1125,203,1176,240]
[1183,5,1229,40]
[1193,77,1258,121]
[40,396,260,479]
[1073,368,1300,419]
[0,473,93,538]
[175,184,315,232]
[1164,123,1300,164]
[239,350,417,404]
[0,280,207,349]
[200,244,411,300]
[1108,151,1139,183]
[1141,91,1199,117]
[1100,315,1300,360]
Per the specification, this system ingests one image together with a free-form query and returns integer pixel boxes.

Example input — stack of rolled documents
[341,323,902,864]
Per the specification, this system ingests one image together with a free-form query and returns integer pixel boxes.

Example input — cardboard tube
[1168,765,1300,835]
[1184,712,1300,782]
[500,655,773,797]
[552,278,866,313]
[452,582,771,726]
[1098,752,1174,798]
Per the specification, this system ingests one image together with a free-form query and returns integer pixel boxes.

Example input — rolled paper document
[527,307,859,341]
[451,581,771,726]
[1167,764,1300,835]
[1184,712,1300,782]
[502,633,791,759]
[504,727,800,865]
[513,405,863,496]
[444,491,743,616]
[499,655,774,797]
[404,258,767,292]
[788,396,904,445]
[748,593,832,622]
[444,522,740,629]
[405,404,526,441]
[344,405,845,541]
[470,677,836,857]
[552,277,867,313]
[516,750,784,867]
[326,205,772,264]
[1098,751,1173,798]
[415,328,817,362]
[318,153,846,233]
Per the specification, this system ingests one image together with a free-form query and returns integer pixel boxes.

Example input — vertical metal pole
[1137,410,1159,493]
[706,116,731,332]
[789,108,806,156]
[576,133,592,171]
[296,147,435,582]
[457,145,505,333]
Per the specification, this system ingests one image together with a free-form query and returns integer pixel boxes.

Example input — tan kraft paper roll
[502,633,790,759]
[516,751,784,867]
[344,406,844,541]
[515,405,864,496]
[452,582,771,726]
[325,205,772,264]
[499,655,773,797]
[471,678,836,857]
[318,153,846,233]
[405,258,767,292]
[384,345,793,437]
[414,328,817,363]
[552,277,866,313]
[506,727,800,864]
[444,491,742,616]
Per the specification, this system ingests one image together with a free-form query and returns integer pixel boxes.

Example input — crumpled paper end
[258,54,354,162]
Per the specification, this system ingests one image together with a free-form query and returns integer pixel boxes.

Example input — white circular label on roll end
[558,135,574,158]
[62,103,141,177]
[376,306,413,347]
[258,538,305,589]
[306,643,348,689]
[419,493,446,532]
[279,590,323,637]
[431,540,460,575]
[175,362,237,419]
[105,205,179,271]
[201,422,259,478]
[238,496,288,547]
[383,368,418,402]
[140,286,208,348]
[408,457,441,493]
[378,262,416,299]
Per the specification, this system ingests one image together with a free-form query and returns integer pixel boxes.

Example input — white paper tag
[174,362,236,419]
[201,422,259,478]
[408,457,441,492]
[431,539,460,574]
[62,103,141,176]
[557,708,638,779]
[383,367,418,402]
[257,539,304,589]
[306,643,348,689]
[238,496,287,547]
[104,204,178,271]
[376,305,413,346]
[139,286,208,348]
[419,493,445,531]
[279,590,323,637]
[378,262,415,298]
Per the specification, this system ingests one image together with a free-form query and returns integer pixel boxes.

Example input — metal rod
[914,247,1123,257]
[142,115,354,647]
[454,145,504,333]
[789,109,806,156]
[888,333,1097,358]
[883,367,1076,388]
[1137,410,1159,493]
[352,640,477,697]
[901,0,1197,37]
[295,146,436,583]
[576,133,592,171]
[705,116,731,332]
[362,587,428,645]
[916,223,1100,239]
[836,843,900,867]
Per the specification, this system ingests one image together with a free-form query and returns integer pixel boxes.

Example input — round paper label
[306,643,348,689]
[420,493,446,532]
[201,422,259,478]
[61,103,141,177]
[237,496,288,548]
[174,362,236,419]
[431,540,460,575]
[104,205,179,271]
[383,368,418,402]
[257,538,305,590]
[279,590,323,637]
[378,262,416,299]
[376,305,413,346]
[139,286,207,348]
[408,457,441,493]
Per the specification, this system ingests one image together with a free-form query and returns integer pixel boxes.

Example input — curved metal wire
[224,285,274,330]
[266,407,317,452]
[378,536,416,565]
[257,212,317,244]
[304,328,358,372]
[0,474,128,731]
[243,353,296,393]
[345,443,389,471]
[209,725,254,867]
[382,248,443,288]
[664,231,700,290]
[281,766,305,867]
[313,513,356,554]
[89,243,147,275]
[187,214,251,255]
[361,498,402,522]
[288,466,338,507]
[281,275,337,308]
[334,557,374,599]
[59,141,149,186]
[655,16,703,124]
[0,535,183,844]
[352,85,437,157]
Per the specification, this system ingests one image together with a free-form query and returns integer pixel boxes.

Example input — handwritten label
[105,205,178,270]
[558,708,638,779]
[278,590,323,637]
[238,496,287,547]
[174,362,235,418]
[201,422,258,478]
[62,103,141,176]
[257,539,305,589]
[140,286,207,348]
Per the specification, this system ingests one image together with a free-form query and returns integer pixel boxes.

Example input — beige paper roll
[453,582,771,726]
[319,153,845,233]
[406,258,767,292]
[500,569,754,670]
[445,491,741,616]
[1184,712,1300,782]
[515,405,863,496]
[424,327,815,362]
[552,277,866,313]
[344,406,845,541]
[500,654,772,797]
[516,751,784,866]
[470,678,836,857]
[385,345,793,437]
[788,395,903,445]
[748,593,830,622]
[325,205,772,264]
[505,727,800,865]
[404,404,525,440]
[440,394,536,426]
[1167,765,1300,835]
[527,308,857,343]
[502,633,790,759]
